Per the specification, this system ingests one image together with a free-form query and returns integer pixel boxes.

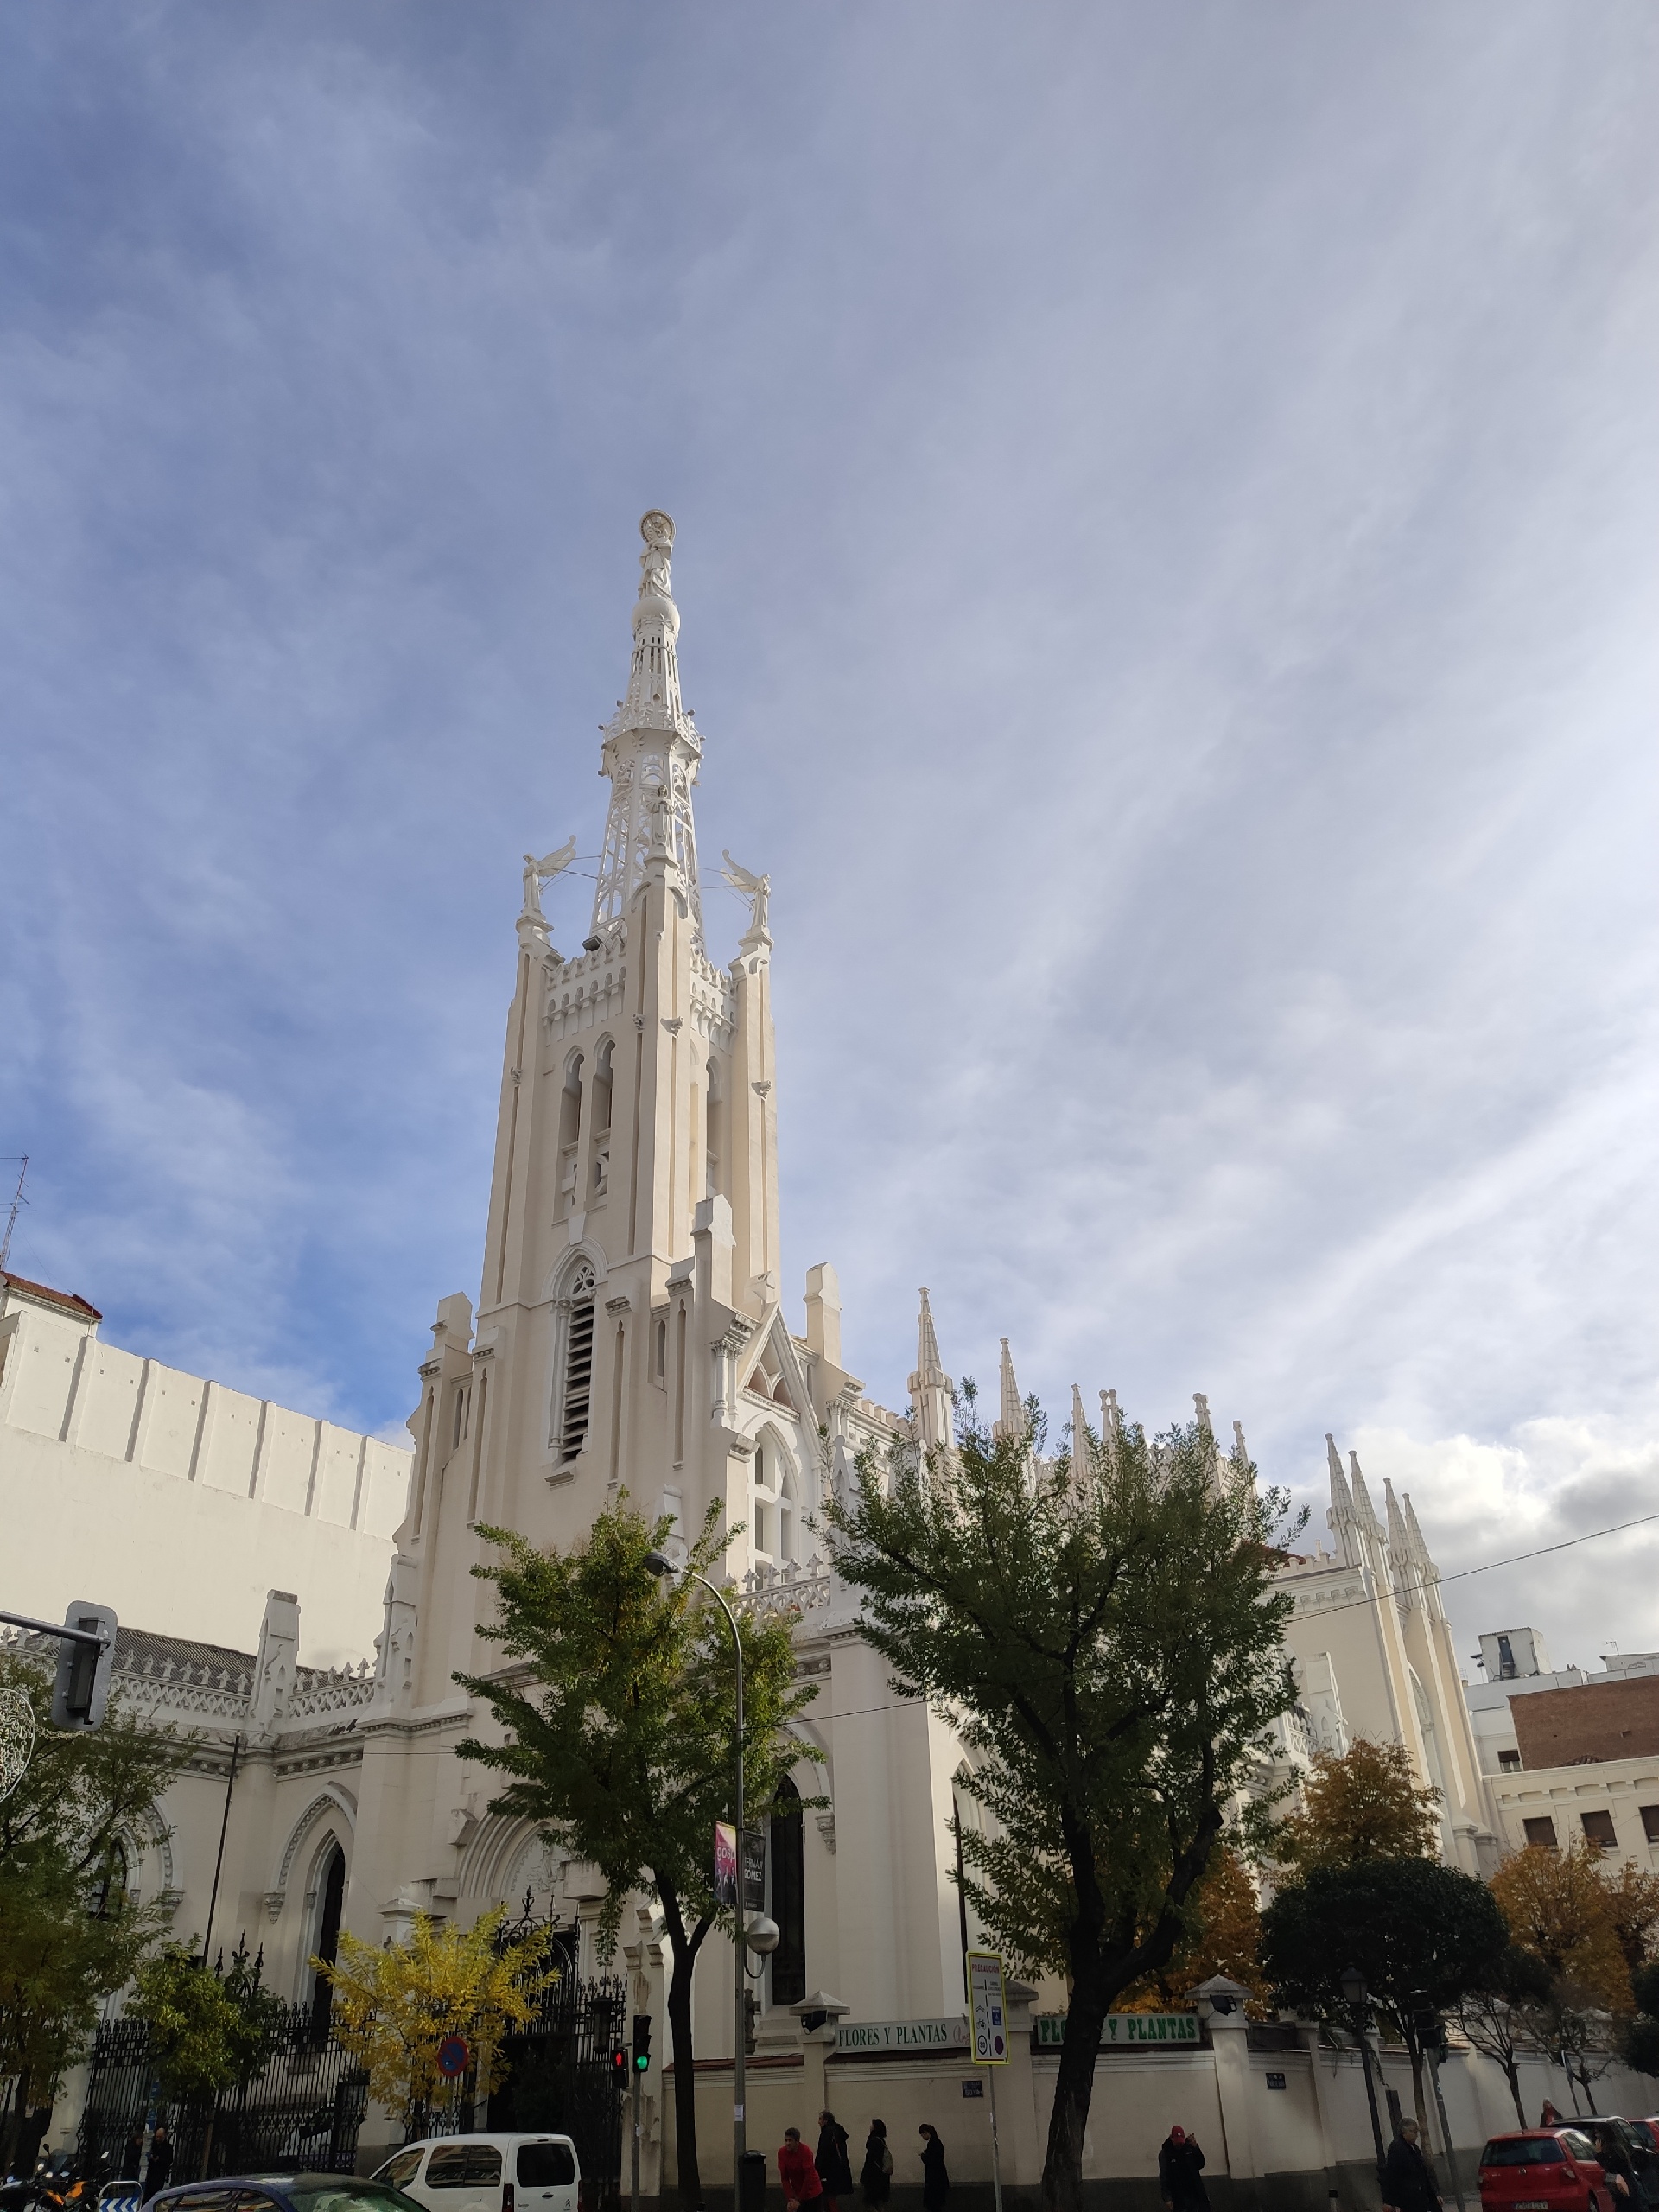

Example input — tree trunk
[1040,1966,1109,2212]
[658,1885,712,2212]
[1503,2056,1526,2131]
[1408,2043,1432,2146]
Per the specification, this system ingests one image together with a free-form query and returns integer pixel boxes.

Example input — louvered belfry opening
[560,1270,597,1461]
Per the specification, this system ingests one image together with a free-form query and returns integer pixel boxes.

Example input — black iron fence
[76,2008,367,2183]
[76,1970,624,2201]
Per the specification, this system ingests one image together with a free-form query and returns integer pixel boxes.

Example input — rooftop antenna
[0,1157,29,1274]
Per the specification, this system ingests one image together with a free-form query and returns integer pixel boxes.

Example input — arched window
[591,1042,613,1199]
[705,1060,723,1200]
[779,1467,798,1565]
[556,1262,598,1463]
[770,1777,805,2007]
[309,1845,346,2043]
[558,1054,584,1215]
[91,1837,128,1921]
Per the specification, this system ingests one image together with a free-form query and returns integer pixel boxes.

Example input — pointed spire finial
[1070,1384,1090,1466]
[1100,1389,1122,1470]
[908,1287,955,1456]
[994,1338,1022,1441]
[590,512,704,942]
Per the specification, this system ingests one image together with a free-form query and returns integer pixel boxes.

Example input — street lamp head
[745,1914,781,1956]
[643,1551,677,1578]
[1338,1967,1367,2008]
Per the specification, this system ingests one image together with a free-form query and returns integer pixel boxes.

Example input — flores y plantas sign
[1035,2014,1199,2049]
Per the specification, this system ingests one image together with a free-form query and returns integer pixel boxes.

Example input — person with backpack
[860,2120,893,2209]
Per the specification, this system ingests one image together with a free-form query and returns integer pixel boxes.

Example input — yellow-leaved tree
[1490,1840,1632,2012]
[1119,1844,1271,2018]
[315,1906,556,2136]
[1271,1738,1441,1875]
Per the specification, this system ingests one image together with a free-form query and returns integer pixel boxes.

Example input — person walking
[142,2128,172,2205]
[1158,2125,1210,2211]
[1539,2101,1561,2128]
[779,2128,824,2212]
[816,2113,853,2212]
[1382,2120,1443,2212]
[918,2126,949,2212]
[859,2120,893,2208]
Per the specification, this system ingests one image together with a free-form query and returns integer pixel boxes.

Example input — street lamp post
[1339,1967,1389,2190]
[645,1549,776,2210]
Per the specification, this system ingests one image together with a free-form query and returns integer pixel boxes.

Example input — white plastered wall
[0,1298,410,1665]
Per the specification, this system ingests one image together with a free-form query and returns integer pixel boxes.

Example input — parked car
[150,2175,424,2212]
[1479,2130,1611,2212]
[1573,2120,1659,2208]
[372,2135,581,2212]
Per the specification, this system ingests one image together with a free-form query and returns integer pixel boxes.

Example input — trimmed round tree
[1262,1855,1509,2145]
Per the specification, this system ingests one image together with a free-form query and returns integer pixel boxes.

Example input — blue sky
[3,4,1657,1672]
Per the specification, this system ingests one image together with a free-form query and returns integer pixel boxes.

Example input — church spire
[908,1287,955,1455]
[591,511,705,943]
[994,1338,1023,1442]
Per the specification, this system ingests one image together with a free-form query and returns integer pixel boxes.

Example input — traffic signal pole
[631,2058,641,2212]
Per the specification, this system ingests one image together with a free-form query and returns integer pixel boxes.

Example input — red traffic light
[610,2046,627,2076]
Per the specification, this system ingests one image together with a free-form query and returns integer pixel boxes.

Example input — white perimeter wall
[0,1299,410,1665]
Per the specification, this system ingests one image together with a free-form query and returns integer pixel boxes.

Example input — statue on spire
[639,510,675,601]
[721,851,772,949]
[521,835,578,917]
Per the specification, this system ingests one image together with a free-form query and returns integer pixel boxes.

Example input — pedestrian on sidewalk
[1382,2120,1443,2212]
[1158,2124,1209,2210]
[816,2112,853,2212]
[779,2127,824,2212]
[141,2128,172,2205]
[859,2120,893,2208]
[918,2126,949,2212]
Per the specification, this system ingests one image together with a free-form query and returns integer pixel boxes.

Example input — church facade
[16,514,1535,2195]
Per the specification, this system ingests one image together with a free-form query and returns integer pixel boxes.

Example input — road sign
[968,1949,1008,2063]
[436,2033,472,2080]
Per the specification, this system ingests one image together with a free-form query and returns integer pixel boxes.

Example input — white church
[10,514,1620,2203]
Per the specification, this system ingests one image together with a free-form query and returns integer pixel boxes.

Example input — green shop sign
[835,2018,969,2054]
[1034,2012,1200,2049]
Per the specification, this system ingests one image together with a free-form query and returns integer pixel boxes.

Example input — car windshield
[1482,2140,1566,2166]
[287,2188,426,2212]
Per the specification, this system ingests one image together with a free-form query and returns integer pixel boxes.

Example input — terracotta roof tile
[0,1270,102,1321]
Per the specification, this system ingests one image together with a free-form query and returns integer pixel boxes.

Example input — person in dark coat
[118,2133,144,2182]
[1382,2120,1442,2212]
[816,2113,854,2212]
[918,2126,949,2212]
[1158,2126,1209,2211]
[142,2127,173,2203]
[859,2120,893,2208]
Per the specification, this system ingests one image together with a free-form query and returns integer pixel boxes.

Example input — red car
[1479,2129,1612,2212]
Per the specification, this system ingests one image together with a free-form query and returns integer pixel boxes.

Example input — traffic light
[632,2014,652,2073]
[50,1601,118,1731]
[610,2046,627,2080]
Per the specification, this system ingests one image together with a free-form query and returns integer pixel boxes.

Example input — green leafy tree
[1271,1737,1441,1875]
[0,1648,183,2171]
[1262,1856,1508,2147]
[823,1398,1299,2212]
[1458,1944,1557,2128]
[129,1941,287,2171]
[456,1499,820,2212]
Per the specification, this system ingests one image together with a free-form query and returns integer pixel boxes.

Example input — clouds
[2,3,1656,1654]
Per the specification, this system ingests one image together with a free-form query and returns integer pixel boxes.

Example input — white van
[373,2134,581,2212]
